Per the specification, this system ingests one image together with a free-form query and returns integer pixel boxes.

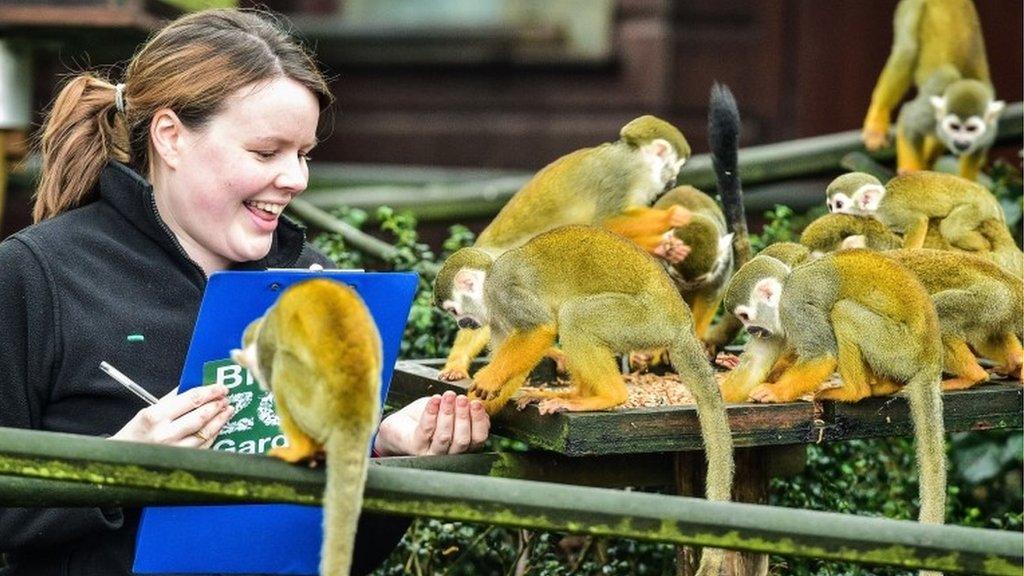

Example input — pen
[99,361,159,406]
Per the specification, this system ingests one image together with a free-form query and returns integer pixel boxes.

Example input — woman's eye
[299,152,313,162]
[253,150,276,159]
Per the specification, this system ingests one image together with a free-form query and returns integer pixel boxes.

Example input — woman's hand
[109,384,234,448]
[373,391,490,456]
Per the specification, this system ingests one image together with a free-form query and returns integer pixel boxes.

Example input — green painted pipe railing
[0,427,1020,575]
[297,102,1023,220]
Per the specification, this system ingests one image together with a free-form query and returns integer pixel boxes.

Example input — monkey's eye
[834,200,845,210]
[736,310,750,322]
[964,124,978,133]
[949,121,962,131]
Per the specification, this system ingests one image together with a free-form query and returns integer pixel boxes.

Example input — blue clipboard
[133,269,418,575]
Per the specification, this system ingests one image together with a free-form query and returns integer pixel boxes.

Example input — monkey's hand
[654,232,691,264]
[438,365,470,381]
[862,124,890,151]
[667,205,693,228]
[468,365,505,402]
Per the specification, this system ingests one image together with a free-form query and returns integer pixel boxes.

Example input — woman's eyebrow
[252,135,319,149]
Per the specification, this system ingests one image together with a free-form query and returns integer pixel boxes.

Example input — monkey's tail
[321,424,376,576]
[704,82,748,352]
[904,365,947,576]
[670,329,734,576]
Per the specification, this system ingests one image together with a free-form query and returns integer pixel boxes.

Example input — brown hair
[33,9,333,222]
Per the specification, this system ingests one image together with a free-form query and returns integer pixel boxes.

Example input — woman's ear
[149,108,186,170]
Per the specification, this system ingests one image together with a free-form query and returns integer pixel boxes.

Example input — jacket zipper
[147,192,208,287]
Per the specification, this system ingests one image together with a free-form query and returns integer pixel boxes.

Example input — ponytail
[33,74,130,222]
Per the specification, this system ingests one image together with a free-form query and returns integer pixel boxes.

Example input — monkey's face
[641,139,687,192]
[733,277,783,339]
[441,268,489,330]
[931,96,1004,156]
[827,184,884,217]
[934,113,991,155]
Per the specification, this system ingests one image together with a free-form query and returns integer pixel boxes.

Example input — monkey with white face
[895,65,1004,180]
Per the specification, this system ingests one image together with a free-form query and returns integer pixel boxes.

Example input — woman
[0,9,487,575]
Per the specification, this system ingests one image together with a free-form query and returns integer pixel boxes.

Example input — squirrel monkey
[231,279,382,576]
[801,210,1024,281]
[896,65,1005,180]
[826,171,1007,252]
[862,0,993,173]
[439,115,694,381]
[725,250,947,545]
[719,242,809,403]
[434,225,734,576]
[889,249,1024,388]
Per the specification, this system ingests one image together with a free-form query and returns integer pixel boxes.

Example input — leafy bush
[306,181,1022,575]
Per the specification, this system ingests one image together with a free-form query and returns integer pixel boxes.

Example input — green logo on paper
[202,358,287,454]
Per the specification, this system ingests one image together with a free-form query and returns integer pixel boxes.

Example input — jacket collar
[98,161,307,271]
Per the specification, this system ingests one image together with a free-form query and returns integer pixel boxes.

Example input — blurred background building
[1,0,1021,240]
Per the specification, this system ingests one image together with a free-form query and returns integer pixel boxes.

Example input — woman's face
[153,76,320,274]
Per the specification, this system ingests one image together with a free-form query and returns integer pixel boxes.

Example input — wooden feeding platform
[391,358,1022,575]
[390,358,1024,457]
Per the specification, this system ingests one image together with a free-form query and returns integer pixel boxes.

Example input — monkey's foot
[941,376,987,391]
[515,386,578,410]
[748,383,799,403]
[269,443,320,464]
[536,395,622,414]
[654,233,691,264]
[991,358,1023,381]
[814,385,870,403]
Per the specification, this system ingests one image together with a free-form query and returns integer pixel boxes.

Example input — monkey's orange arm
[863,0,922,147]
[440,325,492,381]
[470,325,557,414]
[603,206,690,249]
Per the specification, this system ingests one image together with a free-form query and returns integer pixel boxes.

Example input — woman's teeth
[245,200,284,215]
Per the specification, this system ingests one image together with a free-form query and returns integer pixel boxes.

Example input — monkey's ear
[986,100,1006,123]
[853,184,886,211]
[929,96,947,115]
[646,139,673,161]
[231,347,252,368]
[454,269,485,297]
[754,278,782,307]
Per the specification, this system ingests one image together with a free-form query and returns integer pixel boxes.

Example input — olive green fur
[620,115,692,161]
[801,214,904,253]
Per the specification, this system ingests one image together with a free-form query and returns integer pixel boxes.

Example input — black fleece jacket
[0,162,406,575]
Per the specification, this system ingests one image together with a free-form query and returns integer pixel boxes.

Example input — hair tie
[114,83,126,113]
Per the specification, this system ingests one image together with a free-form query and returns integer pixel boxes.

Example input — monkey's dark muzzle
[458,317,482,329]
[746,326,772,339]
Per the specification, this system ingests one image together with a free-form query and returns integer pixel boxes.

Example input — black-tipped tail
[708,83,744,239]
[701,83,751,353]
